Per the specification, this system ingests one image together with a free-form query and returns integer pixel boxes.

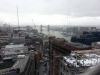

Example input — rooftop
[5,44,24,49]
[63,52,100,74]
[4,50,24,56]
[1,44,28,56]
[68,42,90,48]
[0,55,29,74]
[12,55,29,73]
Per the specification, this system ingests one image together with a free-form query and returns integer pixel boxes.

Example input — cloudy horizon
[0,0,100,26]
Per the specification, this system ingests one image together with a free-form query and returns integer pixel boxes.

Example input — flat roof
[12,56,29,73]
[5,44,24,49]
[3,45,28,56]
[4,50,24,55]
[0,56,29,74]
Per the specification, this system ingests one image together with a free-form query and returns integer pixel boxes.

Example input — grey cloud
[0,0,100,17]
[70,0,100,17]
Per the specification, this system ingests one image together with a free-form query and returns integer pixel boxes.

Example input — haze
[0,0,100,26]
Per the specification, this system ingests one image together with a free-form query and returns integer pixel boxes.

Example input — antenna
[17,5,20,31]
[67,0,71,33]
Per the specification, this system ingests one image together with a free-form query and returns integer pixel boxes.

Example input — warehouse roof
[5,44,24,49]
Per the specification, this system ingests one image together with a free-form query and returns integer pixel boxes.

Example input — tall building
[12,30,25,44]
[72,27,79,34]
[78,27,90,35]
[49,37,92,75]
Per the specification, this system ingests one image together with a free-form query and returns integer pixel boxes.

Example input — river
[38,29,71,41]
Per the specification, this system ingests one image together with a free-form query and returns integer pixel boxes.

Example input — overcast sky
[0,0,100,26]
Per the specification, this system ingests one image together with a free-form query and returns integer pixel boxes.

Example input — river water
[38,29,71,41]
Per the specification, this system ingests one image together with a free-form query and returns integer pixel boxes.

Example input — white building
[59,51,100,75]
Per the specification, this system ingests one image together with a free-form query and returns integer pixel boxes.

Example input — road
[39,62,47,75]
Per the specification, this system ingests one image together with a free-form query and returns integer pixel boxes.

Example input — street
[39,61,47,75]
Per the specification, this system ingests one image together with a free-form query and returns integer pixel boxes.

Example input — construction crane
[17,5,20,31]
[32,19,37,30]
